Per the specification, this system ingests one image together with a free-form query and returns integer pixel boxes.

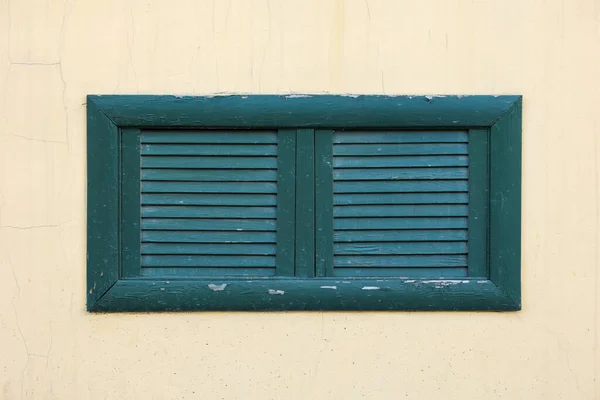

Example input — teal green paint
[330,130,469,278]
[141,231,276,243]
[467,129,490,278]
[141,181,276,193]
[489,98,522,309]
[141,130,277,143]
[142,144,277,156]
[335,217,468,230]
[315,130,334,277]
[120,129,142,278]
[139,268,277,278]
[142,156,277,169]
[142,169,277,182]
[142,243,276,255]
[333,143,467,156]
[295,129,315,278]
[333,130,468,143]
[276,129,296,277]
[142,193,276,206]
[86,94,522,312]
[142,255,275,268]
[334,180,467,193]
[89,95,520,128]
[334,255,467,267]
[335,242,467,255]
[334,193,468,205]
[141,206,276,218]
[87,100,120,310]
[334,155,468,168]
[89,278,518,312]
[138,129,278,276]
[333,267,467,278]
[142,218,276,231]
[334,204,468,217]
[334,167,468,180]
[334,230,468,242]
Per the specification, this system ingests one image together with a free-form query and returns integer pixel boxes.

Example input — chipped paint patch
[320,286,337,290]
[404,280,416,283]
[422,279,464,284]
[341,94,359,98]
[362,286,380,290]
[285,94,312,98]
[208,283,228,291]
[268,289,285,295]
[341,281,351,284]
[477,280,488,284]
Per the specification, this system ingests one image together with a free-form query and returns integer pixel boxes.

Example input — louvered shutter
[137,129,295,278]
[315,130,472,278]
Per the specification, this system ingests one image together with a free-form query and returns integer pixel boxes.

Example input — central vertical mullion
[295,129,315,277]
[315,130,334,277]
[276,129,296,277]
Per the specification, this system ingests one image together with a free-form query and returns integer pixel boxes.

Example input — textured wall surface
[1,0,600,399]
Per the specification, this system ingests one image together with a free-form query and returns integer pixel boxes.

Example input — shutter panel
[138,130,293,278]
[320,130,470,278]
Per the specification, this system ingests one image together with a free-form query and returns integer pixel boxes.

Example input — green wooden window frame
[87,95,521,312]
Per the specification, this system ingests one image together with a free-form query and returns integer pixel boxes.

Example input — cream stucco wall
[1,0,599,399]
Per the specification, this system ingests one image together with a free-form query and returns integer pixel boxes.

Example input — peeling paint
[268,289,285,295]
[422,280,465,285]
[362,286,380,290]
[425,95,447,101]
[341,94,359,98]
[208,283,228,291]
[320,286,337,290]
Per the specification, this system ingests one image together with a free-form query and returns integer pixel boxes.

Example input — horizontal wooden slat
[142,169,277,182]
[334,167,468,181]
[140,267,276,277]
[333,255,467,267]
[142,156,277,169]
[142,181,277,194]
[334,217,468,230]
[334,230,467,242]
[142,206,276,219]
[142,218,276,231]
[142,193,276,206]
[142,255,276,267]
[332,267,467,277]
[333,143,467,156]
[142,231,276,243]
[334,241,467,255]
[334,205,468,217]
[142,144,278,156]
[333,131,468,144]
[141,131,278,144]
[334,193,468,205]
[141,243,276,255]
[334,155,468,168]
[334,180,467,193]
